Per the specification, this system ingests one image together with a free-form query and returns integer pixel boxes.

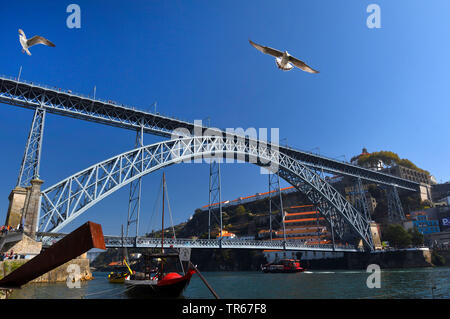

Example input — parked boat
[124,172,196,298]
[124,252,195,298]
[261,259,305,273]
[107,224,132,284]
[108,258,133,283]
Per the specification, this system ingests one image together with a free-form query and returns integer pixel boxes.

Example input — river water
[8,267,450,299]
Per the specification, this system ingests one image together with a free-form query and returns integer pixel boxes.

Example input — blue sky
[1,0,449,235]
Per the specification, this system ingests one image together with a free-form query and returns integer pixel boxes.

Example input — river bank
[0,256,93,285]
[92,247,438,272]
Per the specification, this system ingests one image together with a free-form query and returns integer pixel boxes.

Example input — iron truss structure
[16,107,46,187]
[0,76,420,191]
[39,135,375,250]
[37,234,360,252]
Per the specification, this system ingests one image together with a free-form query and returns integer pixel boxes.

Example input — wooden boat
[261,259,305,273]
[108,271,129,283]
[124,172,196,298]
[108,258,133,283]
[125,259,196,298]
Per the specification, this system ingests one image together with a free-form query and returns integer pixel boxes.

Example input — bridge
[37,233,361,252]
[0,75,421,252]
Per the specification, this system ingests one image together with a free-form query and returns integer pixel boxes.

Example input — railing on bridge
[37,233,360,252]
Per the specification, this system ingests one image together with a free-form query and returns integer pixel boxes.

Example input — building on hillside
[434,197,450,207]
[382,164,430,184]
[405,211,440,234]
[350,148,384,171]
[432,182,450,202]
[272,205,332,244]
[257,205,330,242]
[382,165,432,202]
[344,184,377,217]
[216,230,236,240]
[404,207,450,249]
[199,186,299,213]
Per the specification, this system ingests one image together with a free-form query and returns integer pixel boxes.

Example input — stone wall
[1,233,42,256]
[4,187,27,228]
[344,249,433,270]
[433,249,450,266]
[0,256,93,284]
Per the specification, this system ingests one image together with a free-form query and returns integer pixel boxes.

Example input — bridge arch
[39,136,374,250]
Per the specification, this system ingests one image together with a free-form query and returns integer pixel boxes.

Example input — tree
[431,251,446,266]
[356,150,430,176]
[408,227,424,246]
[382,224,411,248]
[236,205,247,216]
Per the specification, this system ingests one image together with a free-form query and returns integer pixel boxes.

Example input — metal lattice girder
[208,160,223,239]
[354,177,371,221]
[37,233,361,252]
[0,76,420,191]
[386,185,406,223]
[126,127,144,237]
[17,107,46,187]
[39,136,374,250]
[268,172,285,241]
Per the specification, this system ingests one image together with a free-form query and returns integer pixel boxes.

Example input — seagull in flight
[249,40,319,73]
[18,29,55,56]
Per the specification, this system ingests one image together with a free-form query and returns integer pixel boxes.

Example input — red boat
[261,259,305,273]
[124,172,196,298]
[125,256,196,298]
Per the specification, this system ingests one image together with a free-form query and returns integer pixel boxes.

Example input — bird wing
[27,36,55,48]
[249,40,283,58]
[288,56,319,74]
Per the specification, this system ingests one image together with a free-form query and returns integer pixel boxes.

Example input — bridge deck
[0,75,419,191]
[38,234,361,252]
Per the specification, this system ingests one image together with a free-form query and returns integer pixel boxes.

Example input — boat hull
[262,267,305,273]
[261,259,305,273]
[108,273,129,283]
[124,270,195,298]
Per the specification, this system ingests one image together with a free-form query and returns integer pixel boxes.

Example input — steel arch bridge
[39,135,374,250]
[0,75,419,191]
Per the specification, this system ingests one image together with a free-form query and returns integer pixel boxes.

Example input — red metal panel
[0,221,105,288]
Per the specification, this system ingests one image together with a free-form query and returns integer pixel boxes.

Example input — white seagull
[18,29,55,56]
[249,40,319,73]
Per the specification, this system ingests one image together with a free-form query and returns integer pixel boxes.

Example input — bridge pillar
[354,177,371,221]
[208,161,223,239]
[16,107,46,188]
[386,185,406,223]
[4,186,28,228]
[126,126,144,237]
[268,172,285,241]
[22,179,44,239]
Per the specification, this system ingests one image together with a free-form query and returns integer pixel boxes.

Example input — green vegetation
[431,251,446,266]
[2,260,26,275]
[382,224,412,248]
[408,227,424,246]
[352,150,429,175]
[382,225,424,248]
